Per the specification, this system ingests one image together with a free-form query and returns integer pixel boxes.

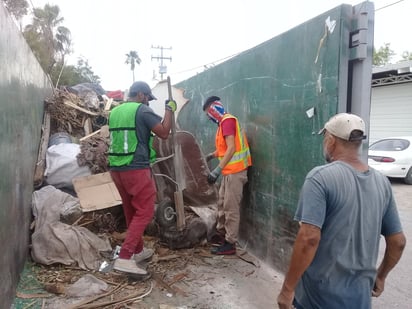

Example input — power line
[172,0,407,77]
[172,51,241,76]
[375,0,405,11]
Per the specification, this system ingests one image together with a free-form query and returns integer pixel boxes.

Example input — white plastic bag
[45,143,91,188]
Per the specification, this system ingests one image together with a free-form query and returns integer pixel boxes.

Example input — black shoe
[210,233,225,247]
[211,241,236,255]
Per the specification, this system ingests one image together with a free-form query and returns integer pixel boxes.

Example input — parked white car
[368,136,412,185]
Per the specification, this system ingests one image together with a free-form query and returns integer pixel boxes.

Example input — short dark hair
[203,96,221,111]
[348,129,366,141]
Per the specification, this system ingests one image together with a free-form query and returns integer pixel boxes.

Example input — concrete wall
[0,4,52,308]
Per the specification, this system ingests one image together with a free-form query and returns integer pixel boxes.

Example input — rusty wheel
[155,199,176,228]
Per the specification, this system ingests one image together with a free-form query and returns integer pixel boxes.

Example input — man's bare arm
[277,223,321,309]
[372,232,406,297]
[151,109,173,139]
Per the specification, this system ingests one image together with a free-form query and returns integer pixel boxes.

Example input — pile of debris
[23,83,226,307]
[77,125,110,174]
[31,83,121,274]
[33,84,114,189]
[31,82,219,261]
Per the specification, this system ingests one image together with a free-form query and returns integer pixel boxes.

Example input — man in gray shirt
[277,113,406,309]
[109,81,177,276]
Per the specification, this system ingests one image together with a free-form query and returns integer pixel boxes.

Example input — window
[369,139,410,151]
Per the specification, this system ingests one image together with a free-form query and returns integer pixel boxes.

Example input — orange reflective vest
[216,114,252,175]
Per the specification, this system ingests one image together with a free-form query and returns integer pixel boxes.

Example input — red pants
[110,168,156,259]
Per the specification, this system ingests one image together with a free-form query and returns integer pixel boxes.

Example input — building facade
[370,61,412,144]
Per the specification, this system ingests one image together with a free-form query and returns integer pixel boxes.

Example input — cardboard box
[72,172,122,212]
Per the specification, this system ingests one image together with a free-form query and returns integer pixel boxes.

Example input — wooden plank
[79,129,101,142]
[63,99,99,116]
[34,111,51,189]
[174,191,186,231]
[104,98,113,111]
[83,117,93,136]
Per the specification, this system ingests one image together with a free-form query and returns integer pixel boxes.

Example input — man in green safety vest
[108,81,177,276]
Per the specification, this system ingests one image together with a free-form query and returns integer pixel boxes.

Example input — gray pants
[216,169,248,244]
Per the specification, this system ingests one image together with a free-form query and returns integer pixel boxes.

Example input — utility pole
[151,45,172,81]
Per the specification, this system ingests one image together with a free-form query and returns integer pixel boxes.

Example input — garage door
[370,82,412,144]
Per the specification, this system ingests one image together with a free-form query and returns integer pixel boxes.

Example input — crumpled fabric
[31,185,112,270]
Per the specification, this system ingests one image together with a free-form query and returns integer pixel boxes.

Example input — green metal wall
[176,3,373,271]
[0,4,52,307]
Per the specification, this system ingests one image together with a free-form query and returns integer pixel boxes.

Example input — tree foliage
[75,57,101,84]
[51,57,101,87]
[401,51,412,61]
[373,43,395,66]
[7,3,100,87]
[373,43,412,65]
[3,0,28,20]
[23,4,71,78]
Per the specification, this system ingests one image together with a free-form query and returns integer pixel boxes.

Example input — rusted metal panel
[152,131,218,207]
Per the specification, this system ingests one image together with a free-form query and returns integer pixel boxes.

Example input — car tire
[155,199,176,228]
[404,167,412,185]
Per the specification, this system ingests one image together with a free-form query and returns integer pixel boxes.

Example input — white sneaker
[132,248,154,263]
[113,258,148,275]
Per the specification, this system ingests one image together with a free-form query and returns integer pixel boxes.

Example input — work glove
[207,166,222,184]
[165,99,177,112]
[205,152,215,162]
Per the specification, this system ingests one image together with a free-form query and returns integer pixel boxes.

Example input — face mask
[207,101,225,124]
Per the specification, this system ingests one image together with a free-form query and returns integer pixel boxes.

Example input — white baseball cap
[318,113,366,141]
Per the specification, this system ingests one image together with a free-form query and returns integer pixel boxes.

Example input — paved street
[20,180,411,309]
[210,179,412,309]
[270,179,412,309]
[372,179,412,308]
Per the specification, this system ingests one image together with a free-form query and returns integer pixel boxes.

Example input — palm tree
[23,4,71,76]
[125,50,141,83]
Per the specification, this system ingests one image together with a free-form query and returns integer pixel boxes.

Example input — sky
[28,0,412,91]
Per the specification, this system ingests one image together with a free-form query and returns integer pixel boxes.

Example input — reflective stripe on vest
[216,114,252,175]
[108,102,141,167]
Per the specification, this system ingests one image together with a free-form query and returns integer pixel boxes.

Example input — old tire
[404,167,412,185]
[155,199,176,228]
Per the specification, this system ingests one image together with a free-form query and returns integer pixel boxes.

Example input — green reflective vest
[108,102,156,167]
